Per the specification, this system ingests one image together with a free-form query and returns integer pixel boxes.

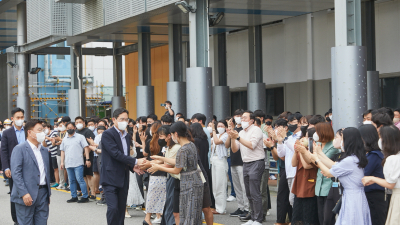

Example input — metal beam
[0,0,25,14]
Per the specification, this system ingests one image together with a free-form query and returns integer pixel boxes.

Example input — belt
[243,159,264,164]
[39,185,47,189]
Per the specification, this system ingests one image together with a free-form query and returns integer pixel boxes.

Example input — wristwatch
[86,159,90,161]
[236,136,240,141]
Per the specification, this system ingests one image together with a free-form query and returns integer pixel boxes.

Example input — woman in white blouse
[362,125,400,225]
[211,120,229,214]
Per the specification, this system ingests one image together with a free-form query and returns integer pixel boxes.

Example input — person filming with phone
[162,101,174,119]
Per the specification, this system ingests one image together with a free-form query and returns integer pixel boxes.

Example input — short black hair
[97,126,106,131]
[75,116,85,123]
[61,116,71,123]
[11,107,24,116]
[309,115,326,125]
[176,112,183,117]
[87,119,96,124]
[147,114,158,121]
[66,122,75,128]
[243,110,255,120]
[233,109,245,116]
[25,119,43,137]
[378,107,394,120]
[218,120,228,127]
[255,118,262,126]
[53,118,58,123]
[274,118,288,127]
[253,110,266,119]
[325,112,330,117]
[165,100,172,106]
[288,112,303,122]
[394,108,400,114]
[372,113,393,128]
[139,116,147,123]
[170,121,188,138]
[191,113,207,125]
[363,109,373,117]
[98,119,108,127]
[213,115,217,121]
[161,115,173,123]
[113,107,129,119]
[328,108,332,114]
[265,115,273,120]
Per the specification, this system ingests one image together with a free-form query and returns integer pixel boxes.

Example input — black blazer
[100,127,136,188]
[1,127,20,170]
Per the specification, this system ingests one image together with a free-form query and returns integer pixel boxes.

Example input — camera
[161,103,166,107]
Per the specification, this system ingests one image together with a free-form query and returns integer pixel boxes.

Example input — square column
[137,32,154,116]
[112,42,125,114]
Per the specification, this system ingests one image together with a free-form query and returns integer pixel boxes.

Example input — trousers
[231,165,249,211]
[211,155,228,213]
[15,187,49,225]
[243,160,264,223]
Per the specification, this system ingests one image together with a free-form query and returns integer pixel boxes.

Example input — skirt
[292,196,319,225]
[146,175,167,213]
[385,189,400,225]
[127,171,145,207]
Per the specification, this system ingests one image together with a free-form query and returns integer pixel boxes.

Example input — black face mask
[142,125,147,131]
[158,138,167,148]
[67,129,75,135]
[0,125,3,129]
[127,127,133,133]
[288,124,298,133]
[266,121,272,126]
[326,117,331,122]
[300,125,308,134]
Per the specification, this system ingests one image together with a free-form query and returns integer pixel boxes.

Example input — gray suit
[10,141,51,225]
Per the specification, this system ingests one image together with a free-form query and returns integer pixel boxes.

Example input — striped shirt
[48,130,59,157]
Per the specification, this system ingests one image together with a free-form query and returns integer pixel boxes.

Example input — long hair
[158,125,175,149]
[340,127,368,168]
[149,121,162,156]
[170,121,193,141]
[358,124,380,152]
[379,125,400,166]
[190,123,207,140]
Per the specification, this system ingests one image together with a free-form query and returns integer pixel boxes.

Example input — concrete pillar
[367,71,380,110]
[247,25,266,113]
[68,89,85,121]
[186,0,213,122]
[16,3,30,120]
[70,44,85,117]
[137,32,154,116]
[213,33,230,120]
[332,0,367,132]
[112,42,125,114]
[167,24,186,116]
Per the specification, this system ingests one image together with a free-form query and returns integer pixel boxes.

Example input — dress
[329,155,372,225]
[175,142,204,225]
[126,153,144,207]
[383,152,400,225]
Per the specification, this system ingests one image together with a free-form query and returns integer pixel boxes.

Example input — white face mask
[175,117,179,122]
[234,117,242,125]
[172,133,178,144]
[88,126,95,131]
[363,121,372,125]
[329,115,332,120]
[150,129,152,136]
[217,128,225,134]
[242,121,250,129]
[32,131,46,143]
[313,132,319,142]
[54,127,59,131]
[76,123,84,130]
[118,122,128,131]
[136,123,140,128]
[207,127,213,133]
[15,119,24,127]
[58,124,66,132]
[393,118,400,123]
[44,129,49,135]
[333,137,341,149]
[340,140,345,152]
[4,126,10,130]
[378,138,382,150]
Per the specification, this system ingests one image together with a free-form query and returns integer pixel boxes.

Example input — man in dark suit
[11,120,51,225]
[1,108,26,225]
[100,107,145,225]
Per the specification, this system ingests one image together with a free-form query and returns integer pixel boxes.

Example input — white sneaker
[56,185,65,190]
[125,213,131,218]
[252,222,262,225]
[241,220,254,225]
[227,195,236,202]
[267,210,270,216]
[152,217,162,224]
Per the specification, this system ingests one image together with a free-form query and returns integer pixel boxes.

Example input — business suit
[11,141,51,225]
[101,127,137,225]
[1,126,23,223]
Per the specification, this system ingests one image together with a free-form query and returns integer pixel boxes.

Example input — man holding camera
[163,101,174,119]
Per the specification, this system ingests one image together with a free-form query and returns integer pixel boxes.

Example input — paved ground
[0,176,277,225]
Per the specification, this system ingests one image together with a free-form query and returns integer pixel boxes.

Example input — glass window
[230,91,247,115]
[380,77,400,109]
[56,42,65,60]
[57,90,67,114]
[265,87,284,116]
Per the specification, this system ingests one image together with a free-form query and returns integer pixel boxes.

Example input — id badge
[332,182,339,188]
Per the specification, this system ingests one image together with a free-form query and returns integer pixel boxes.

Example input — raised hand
[139,132,147,142]
[263,138,275,148]
[266,126,277,141]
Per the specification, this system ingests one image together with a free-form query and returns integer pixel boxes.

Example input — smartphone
[161,103,166,107]
[308,137,313,153]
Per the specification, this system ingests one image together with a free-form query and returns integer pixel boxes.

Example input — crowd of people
[0,101,399,225]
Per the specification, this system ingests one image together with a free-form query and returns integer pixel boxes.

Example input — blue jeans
[66,165,88,198]
[227,157,236,197]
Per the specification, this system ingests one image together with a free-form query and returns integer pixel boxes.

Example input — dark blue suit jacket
[10,141,51,205]
[100,127,136,188]
[1,127,20,171]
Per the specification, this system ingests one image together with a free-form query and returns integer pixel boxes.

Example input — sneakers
[97,198,106,206]
[51,183,59,188]
[227,195,236,202]
[152,217,162,224]
[241,220,254,225]
[135,205,143,210]
[252,222,263,225]
[230,208,244,217]
[77,191,83,197]
[67,197,78,203]
[77,197,89,203]
[89,195,97,200]
[239,211,250,218]
[56,185,65,190]
[267,211,270,216]
[125,212,131,218]
[240,213,252,222]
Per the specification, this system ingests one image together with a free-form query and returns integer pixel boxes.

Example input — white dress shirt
[277,131,302,179]
[28,140,46,185]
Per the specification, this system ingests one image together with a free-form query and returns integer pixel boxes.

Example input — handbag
[332,196,342,214]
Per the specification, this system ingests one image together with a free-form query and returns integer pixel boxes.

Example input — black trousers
[276,169,292,223]
[9,177,17,222]
[103,183,129,225]
[366,190,388,225]
[324,187,340,225]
